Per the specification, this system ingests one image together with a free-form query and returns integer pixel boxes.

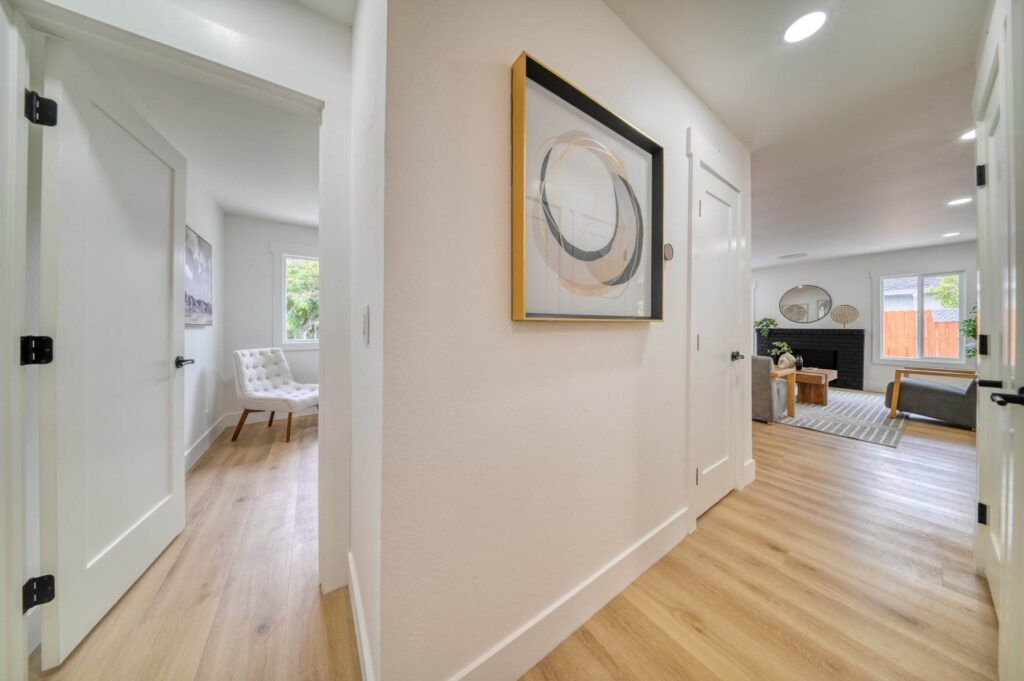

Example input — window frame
[876,270,965,365]
[271,243,319,351]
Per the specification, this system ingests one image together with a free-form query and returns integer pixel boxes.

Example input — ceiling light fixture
[959,129,976,141]
[778,252,808,260]
[942,232,961,238]
[947,197,973,206]
[784,11,827,43]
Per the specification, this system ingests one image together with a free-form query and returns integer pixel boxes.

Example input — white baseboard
[185,412,234,471]
[738,457,756,488]
[348,552,377,681]
[449,506,692,681]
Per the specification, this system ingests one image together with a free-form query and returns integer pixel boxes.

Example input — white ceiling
[289,0,356,25]
[102,54,320,227]
[604,0,990,267]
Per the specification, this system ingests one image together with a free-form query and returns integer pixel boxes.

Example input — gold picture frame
[512,52,664,322]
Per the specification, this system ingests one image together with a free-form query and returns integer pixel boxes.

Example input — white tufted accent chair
[231,348,318,442]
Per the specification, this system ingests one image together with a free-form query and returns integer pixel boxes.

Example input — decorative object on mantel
[512,52,663,321]
[754,317,779,338]
[831,304,859,327]
[779,285,832,323]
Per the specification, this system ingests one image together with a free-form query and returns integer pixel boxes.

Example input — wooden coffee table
[769,367,797,417]
[795,368,839,406]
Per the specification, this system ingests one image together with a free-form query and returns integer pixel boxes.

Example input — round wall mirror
[779,285,832,323]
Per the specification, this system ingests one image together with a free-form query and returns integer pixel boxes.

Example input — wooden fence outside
[883,310,960,359]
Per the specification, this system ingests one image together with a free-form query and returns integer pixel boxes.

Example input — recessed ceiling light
[942,232,961,238]
[778,252,808,260]
[960,129,977,141]
[947,197,973,206]
[784,11,827,43]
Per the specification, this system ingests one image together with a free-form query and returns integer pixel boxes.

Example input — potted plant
[962,305,978,358]
[754,317,779,338]
[768,341,792,359]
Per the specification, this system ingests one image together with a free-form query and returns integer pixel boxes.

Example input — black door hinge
[24,90,57,126]
[978,502,989,526]
[977,164,987,188]
[20,336,53,365]
[23,575,55,613]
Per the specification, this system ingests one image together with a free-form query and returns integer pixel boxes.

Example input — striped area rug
[777,389,909,447]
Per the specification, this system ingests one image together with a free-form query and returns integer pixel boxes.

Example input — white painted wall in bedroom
[379,0,750,678]
[752,241,979,392]
[183,178,229,462]
[223,214,320,412]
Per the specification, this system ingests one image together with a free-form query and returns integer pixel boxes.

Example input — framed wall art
[512,52,664,321]
[185,226,213,325]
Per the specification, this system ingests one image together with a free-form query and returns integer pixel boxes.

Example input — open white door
[688,129,747,518]
[36,37,186,669]
[974,1,1024,678]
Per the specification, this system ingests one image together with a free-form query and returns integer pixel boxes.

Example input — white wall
[752,241,978,392]
[183,178,229,468]
[348,0,385,677]
[223,214,320,413]
[378,1,749,678]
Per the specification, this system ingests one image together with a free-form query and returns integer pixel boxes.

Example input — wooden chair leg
[267,411,275,427]
[232,409,252,441]
[286,412,293,443]
[889,371,903,419]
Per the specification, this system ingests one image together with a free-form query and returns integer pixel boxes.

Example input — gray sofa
[884,377,977,429]
[752,355,788,423]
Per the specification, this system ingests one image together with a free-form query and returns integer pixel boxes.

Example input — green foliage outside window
[926,274,961,308]
[286,257,319,341]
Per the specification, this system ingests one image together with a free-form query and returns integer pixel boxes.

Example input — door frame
[1,3,353,679]
[684,127,753,529]
[1,3,31,679]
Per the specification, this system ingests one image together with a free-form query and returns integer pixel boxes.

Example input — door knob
[174,356,195,368]
[990,388,1024,406]
[731,351,745,361]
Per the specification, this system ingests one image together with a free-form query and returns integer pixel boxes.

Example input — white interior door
[975,35,1012,618]
[689,131,744,518]
[36,38,186,669]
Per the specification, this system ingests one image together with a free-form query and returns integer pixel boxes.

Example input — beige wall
[377,1,749,677]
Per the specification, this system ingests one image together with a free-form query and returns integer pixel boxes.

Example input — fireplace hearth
[757,328,864,390]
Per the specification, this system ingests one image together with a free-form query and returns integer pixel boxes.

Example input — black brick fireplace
[756,328,865,390]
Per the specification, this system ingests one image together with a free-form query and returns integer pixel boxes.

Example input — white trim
[184,412,232,472]
[448,506,691,681]
[271,242,320,350]
[348,552,376,681]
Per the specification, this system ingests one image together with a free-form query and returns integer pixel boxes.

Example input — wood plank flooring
[30,415,361,681]
[524,418,997,680]
[30,411,995,680]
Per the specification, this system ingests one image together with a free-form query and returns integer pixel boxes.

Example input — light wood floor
[525,419,997,680]
[30,414,996,680]
[30,415,361,681]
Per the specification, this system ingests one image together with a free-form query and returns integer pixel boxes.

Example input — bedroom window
[880,272,963,361]
[281,254,319,346]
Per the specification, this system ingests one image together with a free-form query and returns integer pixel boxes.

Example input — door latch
[990,387,1024,406]
[730,351,745,361]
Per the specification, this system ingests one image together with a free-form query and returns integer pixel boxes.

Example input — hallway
[525,420,996,680]
[30,416,361,681]
[28,416,995,680]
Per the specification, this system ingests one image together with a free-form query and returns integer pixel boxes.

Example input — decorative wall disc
[831,304,859,327]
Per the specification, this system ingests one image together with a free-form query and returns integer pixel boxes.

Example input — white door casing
[687,128,750,519]
[36,37,186,669]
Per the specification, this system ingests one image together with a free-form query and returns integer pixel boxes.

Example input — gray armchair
[752,355,788,423]
[884,367,977,429]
